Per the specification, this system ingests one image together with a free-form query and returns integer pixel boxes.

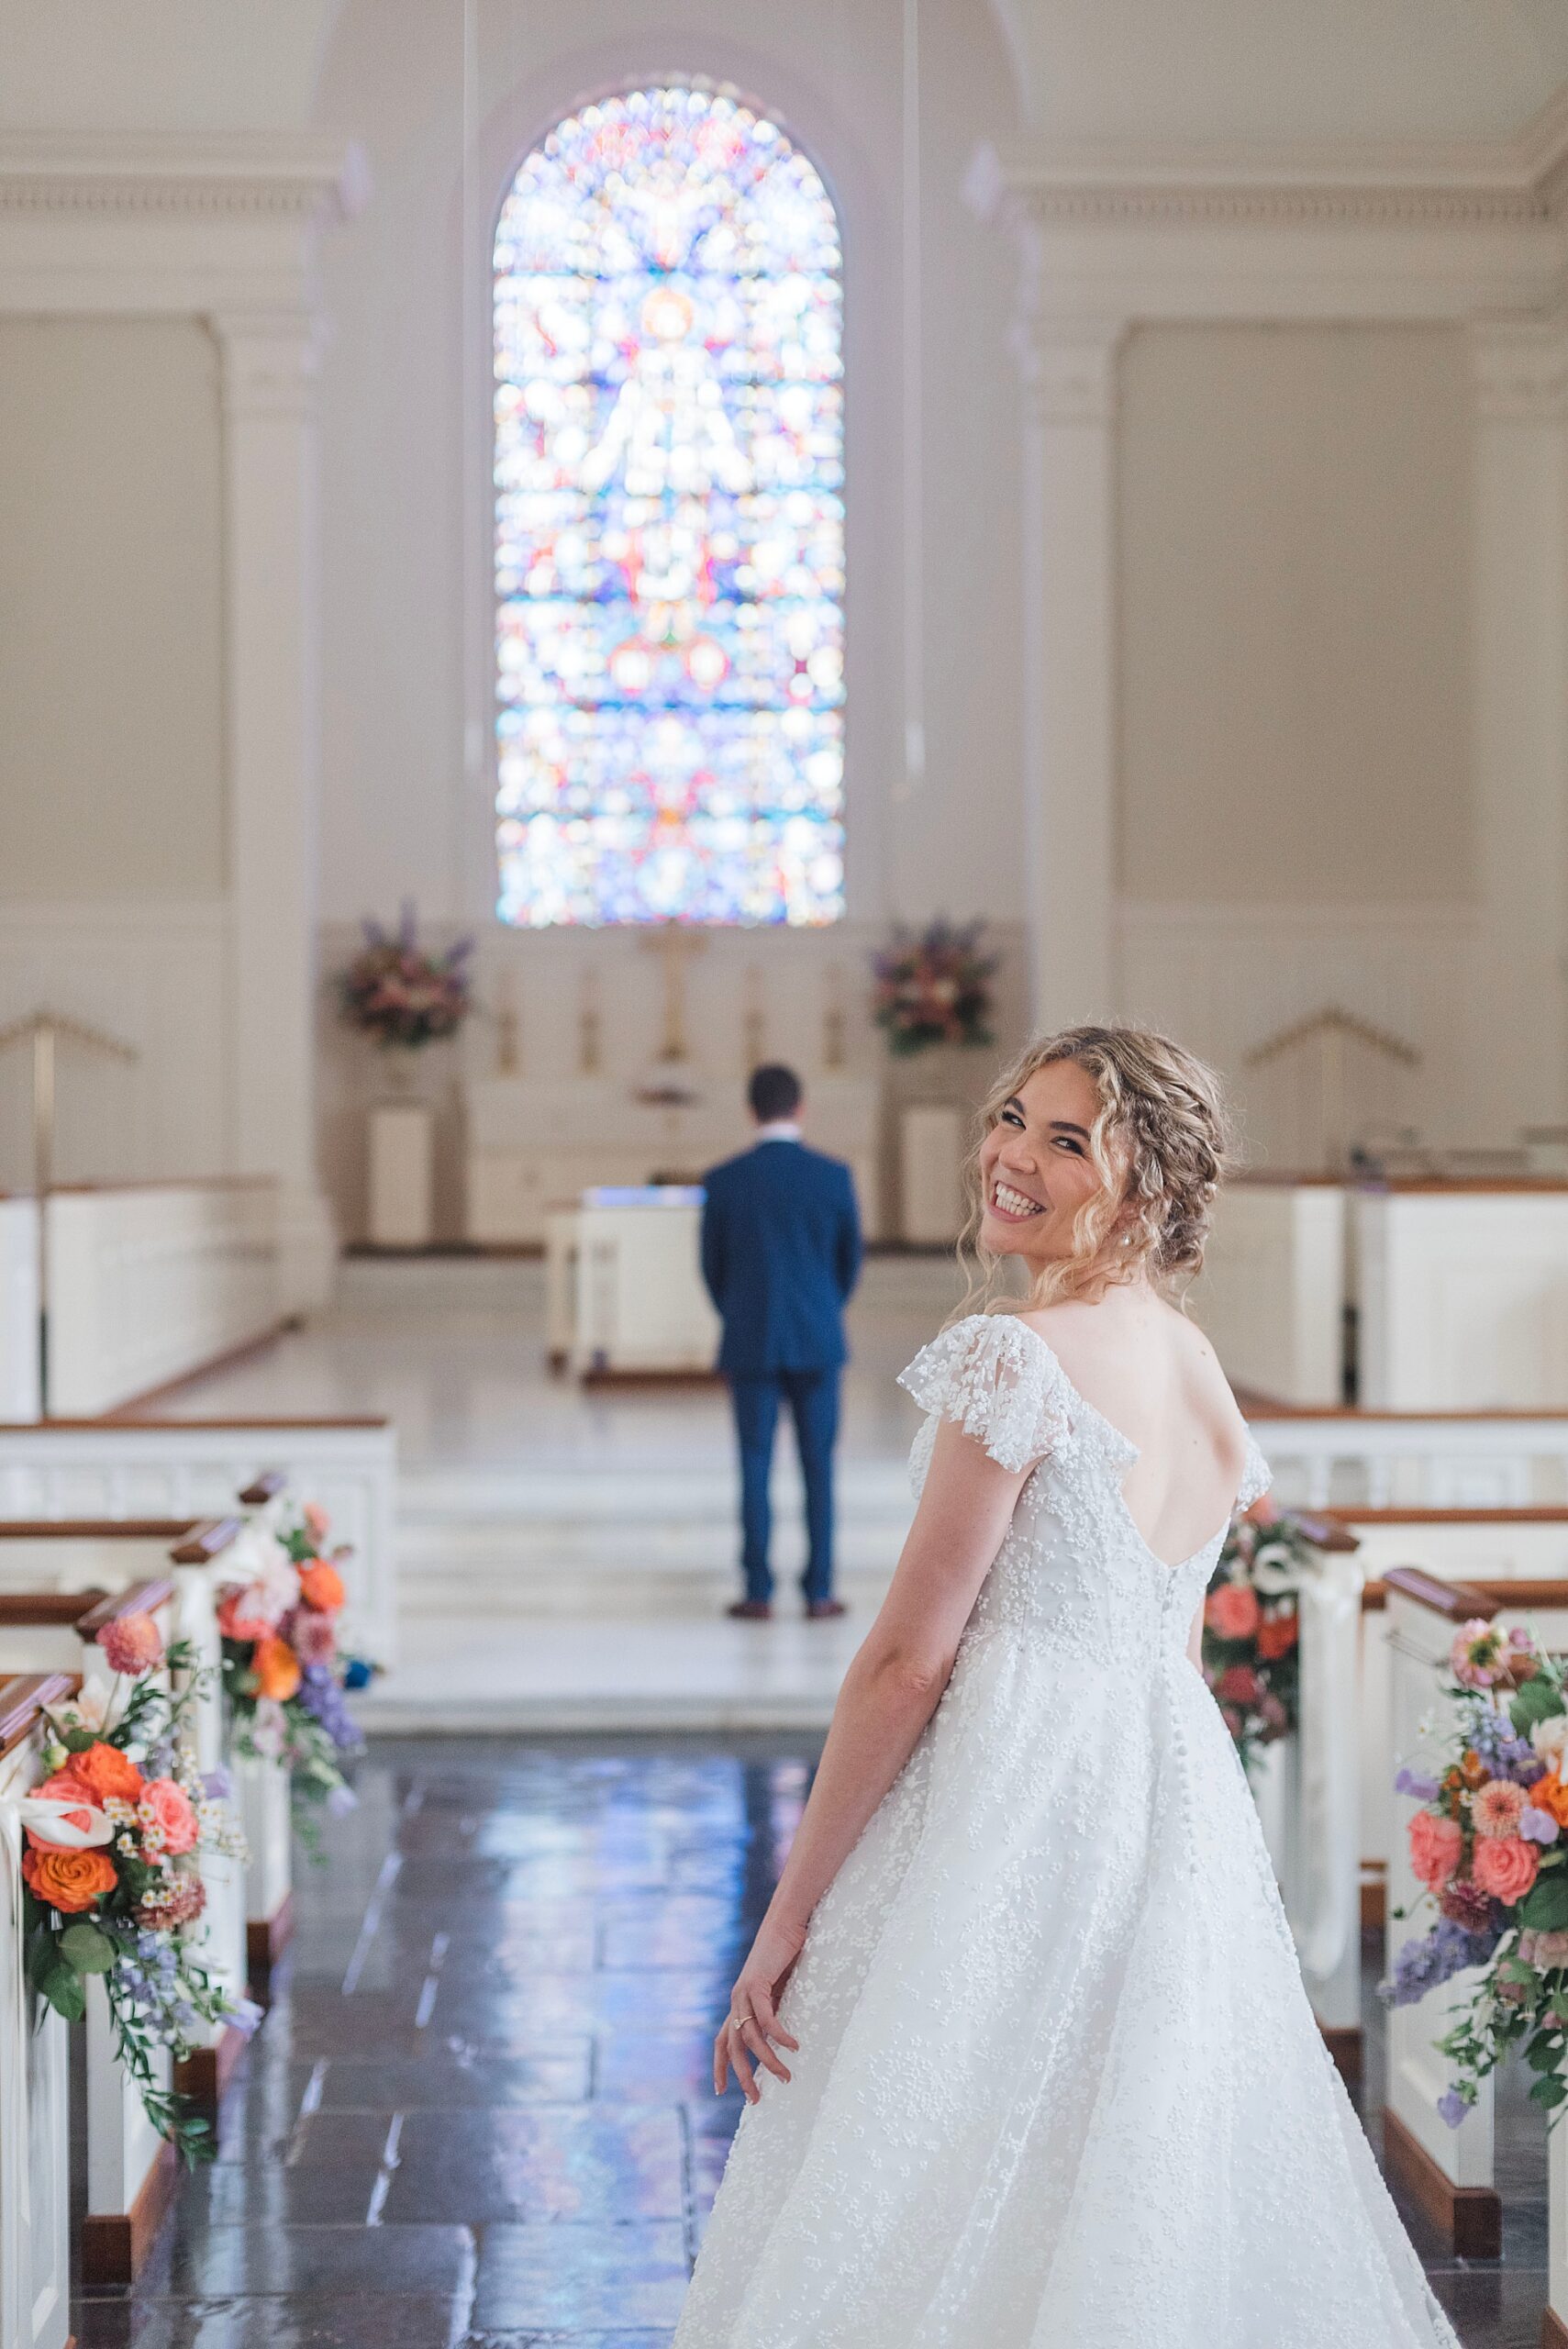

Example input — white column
[1470,322,1568,1141]
[1012,317,1126,1031]
[215,313,336,1310]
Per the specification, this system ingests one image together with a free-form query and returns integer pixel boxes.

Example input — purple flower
[1395,1767,1440,1802]
[1437,2088,1470,2130]
[1381,1917,1502,2009]
[202,1768,232,1802]
[1521,1805,1561,1845]
[326,1783,359,1820]
[223,1996,264,2039]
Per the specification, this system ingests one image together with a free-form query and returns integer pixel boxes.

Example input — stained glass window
[493,84,845,927]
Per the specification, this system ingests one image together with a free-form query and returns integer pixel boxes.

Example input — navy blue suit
[701,1138,862,1604]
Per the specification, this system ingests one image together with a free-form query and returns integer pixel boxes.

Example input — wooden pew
[1250,1408,1568,1514]
[0,1417,397,1665]
[0,1584,192,2284]
[0,1673,74,2349]
[0,1523,255,2107]
[1378,1568,1568,2262]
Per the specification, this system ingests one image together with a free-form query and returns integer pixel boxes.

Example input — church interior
[7,1,1568,2343]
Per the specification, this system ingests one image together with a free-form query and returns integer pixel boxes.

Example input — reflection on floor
[76,1736,1544,2349]
[168,1257,970,1727]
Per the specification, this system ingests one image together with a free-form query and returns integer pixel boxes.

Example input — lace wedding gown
[674,1312,1459,2349]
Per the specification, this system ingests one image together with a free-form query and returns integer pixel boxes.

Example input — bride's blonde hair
[958,1023,1232,1313]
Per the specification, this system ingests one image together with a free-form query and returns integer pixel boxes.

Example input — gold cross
[637,924,707,1064]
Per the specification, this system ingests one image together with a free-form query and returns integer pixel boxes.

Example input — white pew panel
[0,1674,73,2349]
[0,1201,39,1425]
[1251,1412,1568,1512]
[0,1420,397,1664]
[1191,1179,1347,1406]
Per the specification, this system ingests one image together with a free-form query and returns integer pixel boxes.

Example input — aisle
[76,1736,1543,2347]
[161,1256,965,1729]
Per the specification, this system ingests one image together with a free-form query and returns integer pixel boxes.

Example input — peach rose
[1408,1810,1464,1890]
[253,1635,301,1702]
[21,1842,117,1913]
[297,1562,345,1615]
[72,1742,144,1806]
[1206,1583,1261,1641]
[1472,1834,1540,1904]
[139,1777,199,1855]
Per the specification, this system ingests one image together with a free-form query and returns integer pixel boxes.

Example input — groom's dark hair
[749,1063,802,1122]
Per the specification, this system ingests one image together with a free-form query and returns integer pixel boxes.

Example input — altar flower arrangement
[1201,1503,1318,1774]
[22,1617,251,2163]
[338,902,473,1051]
[871,919,995,1057]
[219,1504,370,1845]
[1382,1620,1568,2127]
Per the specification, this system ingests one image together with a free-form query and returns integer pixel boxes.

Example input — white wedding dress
[674,1312,1460,2349]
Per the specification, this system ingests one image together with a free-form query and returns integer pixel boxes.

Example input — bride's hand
[714,1912,805,2102]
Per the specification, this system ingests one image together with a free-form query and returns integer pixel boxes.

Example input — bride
[673,1024,1458,2348]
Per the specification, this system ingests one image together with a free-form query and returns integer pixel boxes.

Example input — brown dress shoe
[806,1597,848,1620]
[727,1598,773,1620]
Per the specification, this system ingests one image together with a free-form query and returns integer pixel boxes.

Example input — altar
[465,1072,883,1244]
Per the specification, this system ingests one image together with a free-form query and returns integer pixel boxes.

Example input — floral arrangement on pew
[21,1611,252,2163]
[1384,1618,1568,2128]
[1201,1504,1318,1774]
[337,902,473,1051]
[218,1502,370,1845]
[871,919,995,1057]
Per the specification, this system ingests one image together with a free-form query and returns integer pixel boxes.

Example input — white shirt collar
[755,1120,802,1143]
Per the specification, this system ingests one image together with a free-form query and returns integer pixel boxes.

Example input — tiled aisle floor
[78,1735,1546,2349]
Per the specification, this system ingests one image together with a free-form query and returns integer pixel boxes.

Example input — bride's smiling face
[977,1060,1120,1271]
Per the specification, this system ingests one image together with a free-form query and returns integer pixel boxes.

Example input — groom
[701,1064,862,1621]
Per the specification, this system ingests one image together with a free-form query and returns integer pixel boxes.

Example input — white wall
[1118,322,1473,908]
[0,317,226,900]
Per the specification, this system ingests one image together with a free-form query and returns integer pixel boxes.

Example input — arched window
[492,84,845,927]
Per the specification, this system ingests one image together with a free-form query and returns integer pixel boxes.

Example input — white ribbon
[0,1797,33,2251]
[15,1795,114,1851]
[1289,1550,1364,1986]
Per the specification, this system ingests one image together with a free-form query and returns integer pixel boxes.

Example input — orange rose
[297,1562,345,1615]
[73,1742,144,1805]
[1534,1771,1568,1830]
[254,1635,301,1702]
[21,1842,117,1913]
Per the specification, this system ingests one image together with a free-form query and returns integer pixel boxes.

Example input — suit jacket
[700,1139,862,1375]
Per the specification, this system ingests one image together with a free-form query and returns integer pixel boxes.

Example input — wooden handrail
[167,1518,243,1565]
[73,1581,176,1636]
[0,1674,76,1756]
[1246,1406,1568,1425]
[0,1520,203,1541]
[1293,1512,1361,1553]
[1381,1566,1493,1621]
[1321,1506,1568,1527]
[0,1592,109,1628]
[236,1473,286,1506]
[46,1176,277,1197]
[0,1417,390,1433]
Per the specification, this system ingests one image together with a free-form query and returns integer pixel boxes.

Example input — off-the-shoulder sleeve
[897,1314,1072,1475]
[1237,1433,1273,1512]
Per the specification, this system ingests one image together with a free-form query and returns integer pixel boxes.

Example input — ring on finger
[728,2012,750,2032]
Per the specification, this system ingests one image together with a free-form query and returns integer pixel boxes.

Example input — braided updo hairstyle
[960,1023,1232,1311]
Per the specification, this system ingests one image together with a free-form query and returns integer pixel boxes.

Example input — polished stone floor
[75,1734,1548,2348]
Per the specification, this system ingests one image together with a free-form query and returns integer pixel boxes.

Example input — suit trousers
[727,1368,841,1605]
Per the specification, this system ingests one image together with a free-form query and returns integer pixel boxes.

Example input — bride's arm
[717,1418,1030,2099]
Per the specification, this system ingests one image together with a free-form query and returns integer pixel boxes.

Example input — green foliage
[1510,1675,1562,1735]
[1519,1874,1568,1932]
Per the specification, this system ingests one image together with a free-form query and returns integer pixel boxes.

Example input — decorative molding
[0,132,368,227]
[967,79,1568,235]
